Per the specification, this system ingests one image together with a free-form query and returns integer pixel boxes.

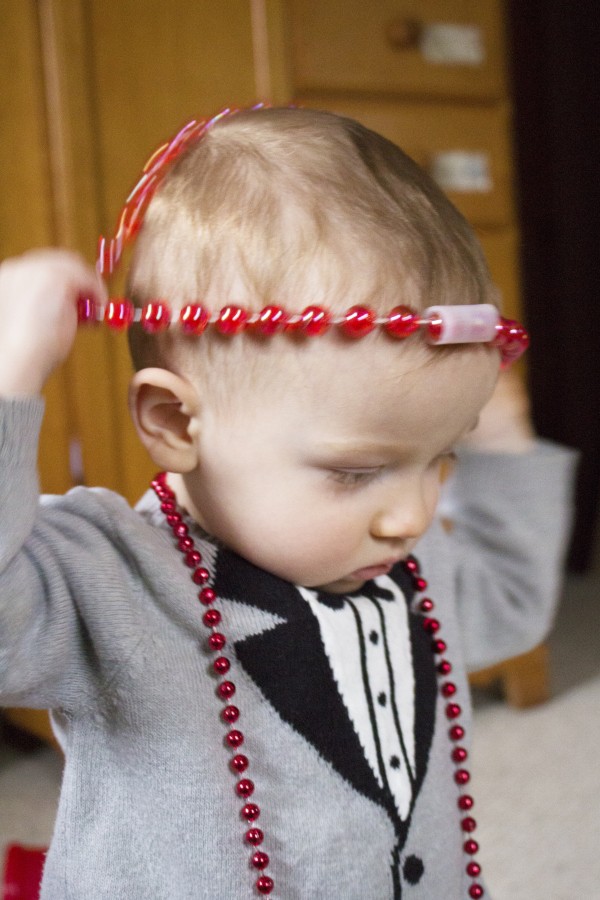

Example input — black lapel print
[212,550,437,897]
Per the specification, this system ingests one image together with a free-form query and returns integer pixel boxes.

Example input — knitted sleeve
[0,398,147,712]
[418,441,577,671]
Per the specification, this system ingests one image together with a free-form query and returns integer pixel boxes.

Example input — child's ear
[129,368,200,473]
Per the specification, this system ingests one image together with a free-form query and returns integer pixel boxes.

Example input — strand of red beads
[402,555,485,899]
[151,472,274,897]
[76,296,528,366]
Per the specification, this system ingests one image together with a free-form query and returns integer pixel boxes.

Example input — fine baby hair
[84,105,527,369]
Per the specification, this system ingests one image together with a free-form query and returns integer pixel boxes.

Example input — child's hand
[0,249,106,397]
[460,367,536,454]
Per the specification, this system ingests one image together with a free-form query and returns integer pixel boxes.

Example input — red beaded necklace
[150,472,485,899]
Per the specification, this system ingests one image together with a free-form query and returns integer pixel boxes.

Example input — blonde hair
[126,107,495,373]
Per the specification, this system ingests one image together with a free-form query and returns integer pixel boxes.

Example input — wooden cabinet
[289,0,506,99]
[287,0,522,327]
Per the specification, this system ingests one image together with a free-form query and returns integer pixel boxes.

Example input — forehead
[295,333,495,392]
[240,336,499,447]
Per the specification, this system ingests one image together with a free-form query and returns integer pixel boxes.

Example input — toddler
[0,108,574,899]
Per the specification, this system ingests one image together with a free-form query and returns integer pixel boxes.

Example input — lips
[349,562,395,582]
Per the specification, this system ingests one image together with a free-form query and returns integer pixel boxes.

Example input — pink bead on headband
[92,104,529,366]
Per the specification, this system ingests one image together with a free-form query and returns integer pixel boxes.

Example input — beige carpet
[1,569,599,898]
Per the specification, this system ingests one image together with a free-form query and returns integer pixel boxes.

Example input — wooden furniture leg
[469,642,550,708]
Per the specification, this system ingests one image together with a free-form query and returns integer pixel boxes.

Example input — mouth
[348,561,397,582]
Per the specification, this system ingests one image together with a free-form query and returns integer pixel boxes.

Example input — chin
[313,576,365,595]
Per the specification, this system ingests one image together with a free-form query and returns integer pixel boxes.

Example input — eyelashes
[327,452,457,489]
[327,468,383,488]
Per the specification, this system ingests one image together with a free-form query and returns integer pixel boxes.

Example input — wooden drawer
[289,0,506,100]
[477,227,522,321]
[298,97,515,228]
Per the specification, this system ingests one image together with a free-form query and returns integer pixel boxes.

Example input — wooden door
[2,0,281,504]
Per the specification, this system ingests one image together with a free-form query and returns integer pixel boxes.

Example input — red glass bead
[141,302,171,332]
[441,682,457,698]
[192,567,210,585]
[449,725,465,741]
[469,884,484,899]
[415,577,428,591]
[255,305,288,335]
[236,778,254,798]
[174,522,189,538]
[426,314,444,342]
[97,237,112,275]
[199,587,216,605]
[203,609,222,628]
[215,305,248,335]
[241,803,260,821]
[437,660,452,675]
[404,556,419,573]
[166,513,181,527]
[245,827,264,846]
[256,875,274,895]
[214,656,230,675]
[419,598,434,612]
[466,861,481,877]
[493,320,529,366]
[105,299,134,330]
[231,754,249,773]
[218,681,236,700]
[464,839,479,855]
[459,795,474,811]
[185,550,202,568]
[296,305,331,336]
[251,850,269,870]
[446,703,462,720]
[208,633,226,651]
[452,747,468,764]
[226,730,244,748]
[461,816,477,833]
[178,536,194,552]
[341,305,376,338]
[77,295,98,324]
[385,305,419,338]
[423,617,440,634]
[455,769,471,786]
[223,705,240,723]
[160,500,175,513]
[180,303,209,335]
[432,639,447,654]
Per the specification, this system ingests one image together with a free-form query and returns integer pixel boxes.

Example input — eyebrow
[315,440,405,459]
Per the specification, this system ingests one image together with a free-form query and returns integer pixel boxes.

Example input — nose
[369,477,436,543]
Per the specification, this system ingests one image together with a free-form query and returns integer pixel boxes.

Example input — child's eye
[328,468,382,487]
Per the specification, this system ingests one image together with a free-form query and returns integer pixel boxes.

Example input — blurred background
[1,1,598,897]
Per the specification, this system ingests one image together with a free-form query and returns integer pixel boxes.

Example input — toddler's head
[126,106,496,378]
[125,107,500,591]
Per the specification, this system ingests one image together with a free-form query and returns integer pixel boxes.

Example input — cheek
[424,468,444,520]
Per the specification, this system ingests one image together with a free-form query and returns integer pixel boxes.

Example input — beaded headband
[88,105,529,366]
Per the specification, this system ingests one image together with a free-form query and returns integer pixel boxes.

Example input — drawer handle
[385,18,421,51]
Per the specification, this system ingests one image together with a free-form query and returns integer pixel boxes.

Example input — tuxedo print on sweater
[212,547,437,897]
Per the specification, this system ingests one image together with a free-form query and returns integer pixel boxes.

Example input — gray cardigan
[0,399,575,899]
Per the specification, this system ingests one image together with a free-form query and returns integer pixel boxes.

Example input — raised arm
[425,370,577,670]
[0,248,105,397]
